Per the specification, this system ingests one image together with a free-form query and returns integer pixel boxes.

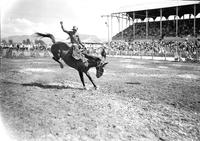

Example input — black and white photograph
[1,0,200,140]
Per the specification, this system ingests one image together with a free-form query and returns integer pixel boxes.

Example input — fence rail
[105,48,200,62]
[1,47,199,63]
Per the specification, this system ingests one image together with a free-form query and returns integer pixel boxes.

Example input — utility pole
[0,9,1,46]
[0,10,2,69]
[101,15,110,46]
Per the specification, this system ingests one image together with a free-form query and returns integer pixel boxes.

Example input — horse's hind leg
[52,56,64,68]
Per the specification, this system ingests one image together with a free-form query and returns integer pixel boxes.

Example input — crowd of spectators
[1,43,49,51]
[109,38,200,61]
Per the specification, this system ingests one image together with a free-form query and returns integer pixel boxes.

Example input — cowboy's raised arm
[60,21,69,34]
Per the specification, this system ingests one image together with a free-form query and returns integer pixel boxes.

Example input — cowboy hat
[72,26,78,31]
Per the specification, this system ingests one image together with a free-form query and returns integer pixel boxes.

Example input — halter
[97,61,105,69]
[96,62,104,75]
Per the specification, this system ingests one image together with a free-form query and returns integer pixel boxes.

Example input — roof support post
[117,13,120,35]
[133,12,135,40]
[108,15,110,45]
[121,13,124,40]
[126,15,128,28]
[160,8,163,38]
[194,4,196,36]
[111,14,113,41]
[146,10,148,39]
[176,6,178,37]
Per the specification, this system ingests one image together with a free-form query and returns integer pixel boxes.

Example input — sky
[1,0,185,41]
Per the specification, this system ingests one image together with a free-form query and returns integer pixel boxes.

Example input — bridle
[96,62,104,75]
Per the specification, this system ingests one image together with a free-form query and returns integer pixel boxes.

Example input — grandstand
[110,0,200,41]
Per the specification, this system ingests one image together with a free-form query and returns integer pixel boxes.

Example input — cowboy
[60,21,98,61]
[60,21,87,60]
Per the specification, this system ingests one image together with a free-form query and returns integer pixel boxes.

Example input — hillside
[2,34,56,45]
[2,34,104,45]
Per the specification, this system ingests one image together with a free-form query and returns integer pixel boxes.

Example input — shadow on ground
[125,82,141,85]
[1,81,84,90]
[21,82,84,90]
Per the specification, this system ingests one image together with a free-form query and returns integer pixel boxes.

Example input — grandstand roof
[113,0,200,20]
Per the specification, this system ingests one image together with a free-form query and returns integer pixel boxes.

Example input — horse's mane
[83,54,101,64]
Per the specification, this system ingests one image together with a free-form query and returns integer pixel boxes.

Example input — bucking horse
[35,32,108,90]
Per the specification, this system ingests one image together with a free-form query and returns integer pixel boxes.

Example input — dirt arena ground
[0,57,200,141]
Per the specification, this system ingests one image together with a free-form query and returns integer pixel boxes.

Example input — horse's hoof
[83,86,87,90]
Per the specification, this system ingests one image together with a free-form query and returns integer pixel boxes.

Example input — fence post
[164,52,166,61]
[164,49,166,61]
[0,56,2,69]
[0,48,2,69]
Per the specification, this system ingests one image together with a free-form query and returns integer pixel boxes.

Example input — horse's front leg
[78,71,86,89]
[52,57,63,68]
[85,71,97,89]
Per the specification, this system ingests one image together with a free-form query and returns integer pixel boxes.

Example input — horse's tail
[35,32,56,44]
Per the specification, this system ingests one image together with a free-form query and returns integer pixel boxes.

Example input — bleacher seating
[112,18,200,41]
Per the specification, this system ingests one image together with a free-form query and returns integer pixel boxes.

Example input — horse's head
[96,61,108,78]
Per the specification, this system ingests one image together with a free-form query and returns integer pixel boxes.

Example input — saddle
[71,45,99,63]
[71,45,87,62]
